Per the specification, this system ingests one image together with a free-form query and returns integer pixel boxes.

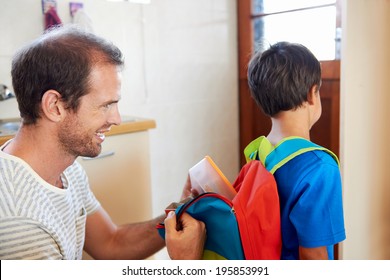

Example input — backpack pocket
[157,192,245,260]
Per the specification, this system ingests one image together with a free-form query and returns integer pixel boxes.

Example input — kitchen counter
[107,116,156,136]
[0,116,156,146]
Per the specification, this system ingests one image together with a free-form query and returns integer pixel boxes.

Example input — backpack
[157,136,339,260]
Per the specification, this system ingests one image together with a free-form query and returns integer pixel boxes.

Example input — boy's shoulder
[275,149,341,191]
[276,149,340,184]
[310,148,339,165]
[286,148,339,169]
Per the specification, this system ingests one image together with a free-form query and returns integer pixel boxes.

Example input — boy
[247,42,346,259]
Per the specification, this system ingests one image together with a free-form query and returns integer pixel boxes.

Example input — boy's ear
[307,85,319,105]
[41,90,66,122]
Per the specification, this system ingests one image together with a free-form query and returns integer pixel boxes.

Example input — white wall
[9,0,390,261]
[0,0,239,259]
[340,0,390,259]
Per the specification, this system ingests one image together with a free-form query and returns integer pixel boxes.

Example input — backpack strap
[244,136,339,174]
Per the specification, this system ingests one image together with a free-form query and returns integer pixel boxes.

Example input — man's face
[58,63,122,158]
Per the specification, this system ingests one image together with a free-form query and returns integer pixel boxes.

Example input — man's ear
[41,90,65,122]
[307,84,320,105]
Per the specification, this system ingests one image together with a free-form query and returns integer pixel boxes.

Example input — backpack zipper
[157,192,235,230]
[176,192,234,222]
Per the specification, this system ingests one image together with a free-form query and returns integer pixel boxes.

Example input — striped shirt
[0,143,100,259]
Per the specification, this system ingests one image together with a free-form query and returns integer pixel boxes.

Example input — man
[0,25,205,260]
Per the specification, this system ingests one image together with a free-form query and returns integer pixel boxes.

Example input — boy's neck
[267,109,312,146]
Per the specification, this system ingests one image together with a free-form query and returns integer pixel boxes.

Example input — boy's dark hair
[247,42,321,117]
[11,25,124,125]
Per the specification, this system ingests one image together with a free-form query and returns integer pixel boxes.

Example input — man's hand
[164,211,206,260]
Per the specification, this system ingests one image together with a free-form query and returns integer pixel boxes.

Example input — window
[252,0,339,60]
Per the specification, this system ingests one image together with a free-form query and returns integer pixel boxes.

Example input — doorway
[236,0,342,259]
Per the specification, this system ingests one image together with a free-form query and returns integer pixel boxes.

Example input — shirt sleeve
[290,160,346,248]
[0,218,63,260]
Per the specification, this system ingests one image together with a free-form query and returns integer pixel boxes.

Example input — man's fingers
[164,211,177,234]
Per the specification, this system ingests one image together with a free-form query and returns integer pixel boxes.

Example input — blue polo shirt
[274,149,346,260]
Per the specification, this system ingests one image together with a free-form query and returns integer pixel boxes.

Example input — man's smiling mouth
[95,128,111,141]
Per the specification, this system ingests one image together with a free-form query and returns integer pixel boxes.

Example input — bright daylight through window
[252,0,338,60]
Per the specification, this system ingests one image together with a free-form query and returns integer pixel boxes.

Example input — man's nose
[110,105,122,126]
